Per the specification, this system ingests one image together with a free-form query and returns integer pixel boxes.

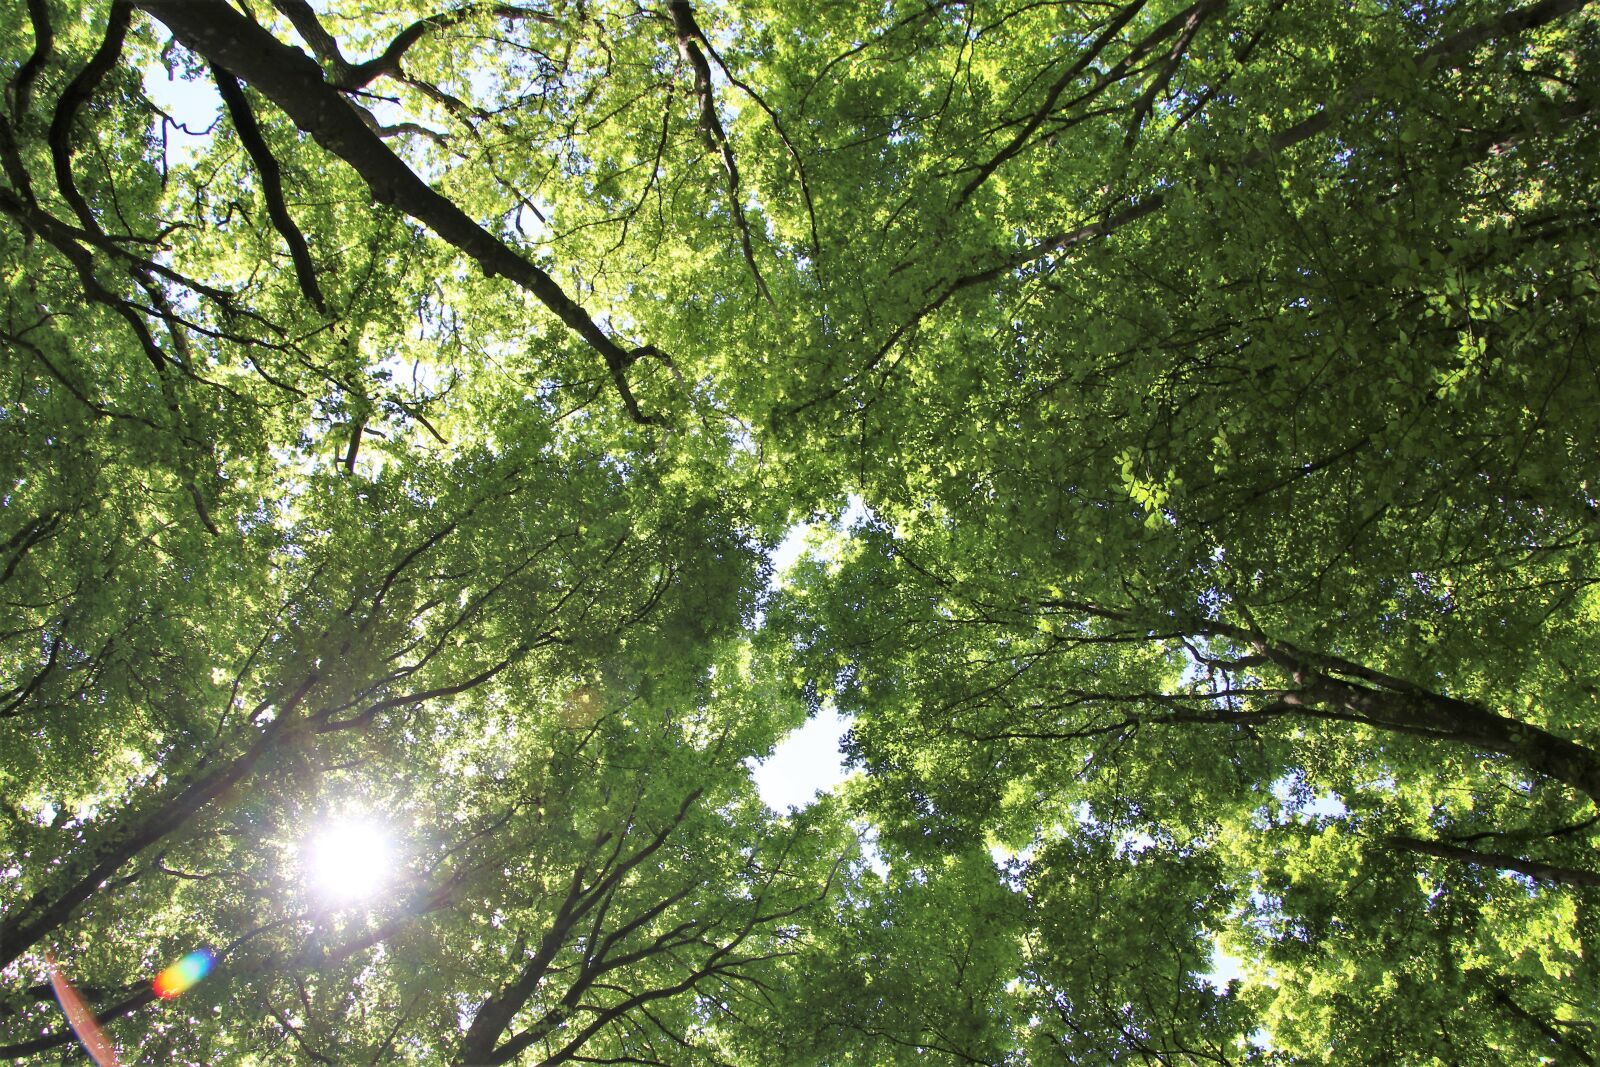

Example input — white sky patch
[376,351,444,396]
[749,704,852,812]
[752,495,872,811]
[768,522,810,576]
[988,841,1020,865]
[141,61,221,167]
[1270,774,1348,822]
[1116,829,1157,858]
[854,820,890,879]
[1200,940,1246,991]
[838,494,869,529]
[1305,793,1347,818]
[768,493,870,582]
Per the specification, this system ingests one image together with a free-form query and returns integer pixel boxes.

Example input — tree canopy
[2,0,1598,1062]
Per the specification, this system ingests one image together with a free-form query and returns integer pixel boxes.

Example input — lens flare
[45,950,121,1067]
[152,949,214,999]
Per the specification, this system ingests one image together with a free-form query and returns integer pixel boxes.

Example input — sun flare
[303,815,394,905]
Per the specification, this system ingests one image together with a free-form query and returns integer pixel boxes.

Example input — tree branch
[137,0,667,424]
[212,67,328,313]
[796,0,1594,417]
[1387,834,1600,889]
[341,5,559,90]
[668,0,775,309]
[47,0,132,235]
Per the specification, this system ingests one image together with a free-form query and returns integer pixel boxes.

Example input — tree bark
[134,0,662,423]
[1387,835,1600,889]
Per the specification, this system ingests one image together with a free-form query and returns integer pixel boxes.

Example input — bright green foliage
[3,0,1599,1063]
[749,836,1029,1064]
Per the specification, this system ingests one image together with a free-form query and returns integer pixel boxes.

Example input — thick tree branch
[212,67,328,313]
[457,790,705,1065]
[47,0,132,235]
[456,868,589,1063]
[1122,0,1224,149]
[948,0,1245,214]
[7,0,55,119]
[270,0,353,73]
[136,0,666,424]
[0,188,170,375]
[0,985,155,1059]
[1492,985,1599,1066]
[951,0,1153,213]
[271,0,559,89]
[0,920,302,1060]
[0,675,317,971]
[1388,834,1600,888]
[1025,594,1600,802]
[699,39,821,265]
[342,5,559,90]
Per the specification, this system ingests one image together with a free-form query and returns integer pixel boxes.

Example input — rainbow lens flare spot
[152,949,214,999]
